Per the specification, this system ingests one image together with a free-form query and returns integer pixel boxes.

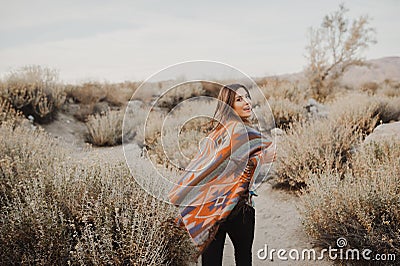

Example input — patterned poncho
[168,120,272,254]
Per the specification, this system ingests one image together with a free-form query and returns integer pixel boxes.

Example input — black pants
[201,202,255,266]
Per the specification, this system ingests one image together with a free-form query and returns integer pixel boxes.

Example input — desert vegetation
[305,3,377,102]
[2,64,399,264]
[0,66,66,123]
[0,114,195,265]
[1,3,399,265]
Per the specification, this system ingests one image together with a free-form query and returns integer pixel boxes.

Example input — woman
[169,84,275,266]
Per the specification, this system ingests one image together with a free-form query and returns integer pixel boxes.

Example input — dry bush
[143,100,215,169]
[134,109,165,146]
[330,93,400,131]
[130,82,164,102]
[152,117,211,168]
[0,122,71,264]
[55,160,195,265]
[360,81,379,95]
[274,92,400,189]
[258,78,307,104]
[73,103,97,122]
[273,118,358,189]
[66,82,107,105]
[379,80,400,98]
[157,83,205,111]
[267,97,306,130]
[251,79,308,130]
[66,82,134,122]
[0,121,196,265]
[300,139,400,261]
[1,65,66,123]
[358,80,400,98]
[329,93,380,136]
[85,109,136,146]
[200,81,222,97]
[67,82,133,107]
[274,93,382,188]
[0,97,25,126]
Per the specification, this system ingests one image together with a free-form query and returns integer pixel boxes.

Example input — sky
[0,0,399,83]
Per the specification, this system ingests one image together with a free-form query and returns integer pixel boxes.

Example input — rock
[93,101,109,115]
[364,121,400,144]
[304,98,329,118]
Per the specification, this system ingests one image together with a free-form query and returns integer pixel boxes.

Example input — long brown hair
[211,83,251,131]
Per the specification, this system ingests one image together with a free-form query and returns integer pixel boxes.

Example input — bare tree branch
[304,3,377,101]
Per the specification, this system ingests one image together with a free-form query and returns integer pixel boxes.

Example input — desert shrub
[357,80,400,98]
[274,92,400,189]
[330,93,400,133]
[0,122,70,264]
[274,94,376,188]
[85,109,136,146]
[0,65,66,123]
[133,108,165,147]
[267,97,307,130]
[66,82,107,105]
[157,83,205,111]
[54,160,195,265]
[151,116,211,168]
[142,100,215,169]
[258,78,307,104]
[66,82,134,122]
[379,79,400,98]
[300,139,400,262]
[0,97,25,126]
[200,81,222,97]
[329,93,380,136]
[67,82,132,107]
[0,121,196,265]
[273,118,359,189]
[376,96,400,123]
[360,81,379,95]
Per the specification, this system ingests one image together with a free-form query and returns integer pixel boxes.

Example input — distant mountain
[339,56,400,87]
[270,56,400,87]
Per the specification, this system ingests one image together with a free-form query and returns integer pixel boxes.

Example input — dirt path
[221,182,333,265]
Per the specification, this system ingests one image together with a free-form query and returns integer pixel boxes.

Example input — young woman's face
[232,87,252,119]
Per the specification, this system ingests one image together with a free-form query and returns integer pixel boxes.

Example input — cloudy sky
[0,0,399,83]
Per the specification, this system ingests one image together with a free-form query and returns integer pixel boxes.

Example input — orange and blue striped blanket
[168,120,272,254]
